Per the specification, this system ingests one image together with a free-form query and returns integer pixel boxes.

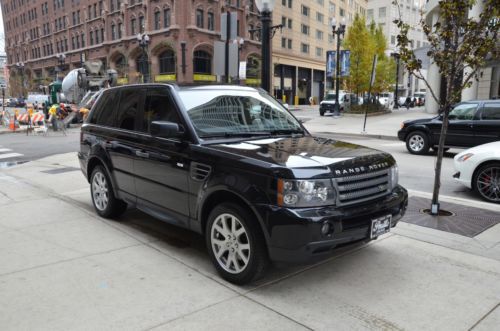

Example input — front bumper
[397,129,407,141]
[255,185,408,263]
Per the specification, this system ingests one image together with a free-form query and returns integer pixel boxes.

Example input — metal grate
[334,168,391,206]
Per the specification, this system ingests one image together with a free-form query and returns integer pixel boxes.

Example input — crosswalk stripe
[0,153,23,159]
[0,148,13,153]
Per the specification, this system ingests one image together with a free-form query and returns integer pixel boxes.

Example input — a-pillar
[425,12,441,114]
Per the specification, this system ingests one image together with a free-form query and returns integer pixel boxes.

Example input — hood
[404,116,439,126]
[207,136,394,178]
[458,141,500,156]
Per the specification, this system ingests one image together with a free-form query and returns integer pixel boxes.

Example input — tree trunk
[431,105,450,215]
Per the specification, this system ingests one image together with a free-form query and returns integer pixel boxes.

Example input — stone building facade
[1,0,262,96]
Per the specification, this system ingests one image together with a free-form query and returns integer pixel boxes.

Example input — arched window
[159,50,175,74]
[193,50,211,74]
[115,54,127,77]
[154,10,161,30]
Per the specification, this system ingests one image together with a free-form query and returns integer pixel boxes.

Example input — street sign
[214,41,238,77]
[239,61,247,79]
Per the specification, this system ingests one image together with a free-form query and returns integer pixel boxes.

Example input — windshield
[324,94,336,100]
[178,89,303,138]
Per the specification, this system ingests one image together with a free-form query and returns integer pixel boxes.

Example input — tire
[406,131,430,155]
[90,165,127,218]
[206,203,268,285]
[473,163,500,204]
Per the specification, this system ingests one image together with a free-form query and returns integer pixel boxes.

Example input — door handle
[135,150,150,158]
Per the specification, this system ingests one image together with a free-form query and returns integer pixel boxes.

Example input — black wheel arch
[86,155,120,198]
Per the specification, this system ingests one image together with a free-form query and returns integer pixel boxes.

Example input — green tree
[394,0,499,214]
[343,14,374,95]
[370,23,396,95]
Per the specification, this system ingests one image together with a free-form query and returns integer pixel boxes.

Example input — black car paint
[398,101,500,148]
[79,84,408,263]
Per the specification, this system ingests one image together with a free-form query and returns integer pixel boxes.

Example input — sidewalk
[292,105,435,140]
[0,152,499,330]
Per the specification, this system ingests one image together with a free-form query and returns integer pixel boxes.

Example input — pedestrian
[405,96,411,110]
[49,104,58,131]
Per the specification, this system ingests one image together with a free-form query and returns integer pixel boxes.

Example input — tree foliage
[394,0,499,214]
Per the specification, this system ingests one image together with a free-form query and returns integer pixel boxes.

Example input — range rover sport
[79,84,408,284]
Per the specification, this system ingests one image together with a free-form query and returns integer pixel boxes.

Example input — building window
[301,43,309,53]
[340,8,345,17]
[154,11,161,30]
[281,37,286,48]
[81,33,85,47]
[101,28,104,42]
[282,16,286,27]
[367,9,373,20]
[164,8,171,28]
[317,0,324,5]
[316,29,323,40]
[90,31,94,45]
[302,5,309,16]
[288,0,292,8]
[131,18,136,35]
[208,12,214,31]
[316,47,323,57]
[95,30,99,44]
[196,9,204,28]
[111,23,116,40]
[301,24,309,35]
[379,7,386,18]
[193,50,211,74]
[159,50,175,74]
[118,23,123,38]
[288,39,292,49]
[316,12,324,23]
[139,15,144,33]
[288,18,292,29]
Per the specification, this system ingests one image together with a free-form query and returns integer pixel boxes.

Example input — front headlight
[457,153,474,162]
[278,179,336,207]
[390,165,399,190]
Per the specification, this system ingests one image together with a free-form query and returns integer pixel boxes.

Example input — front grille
[334,168,391,206]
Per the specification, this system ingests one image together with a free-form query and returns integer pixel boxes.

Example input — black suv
[398,100,500,154]
[79,84,408,284]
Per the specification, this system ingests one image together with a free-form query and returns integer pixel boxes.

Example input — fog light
[321,221,331,235]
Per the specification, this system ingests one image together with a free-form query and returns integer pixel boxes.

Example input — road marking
[0,148,13,152]
[0,153,23,159]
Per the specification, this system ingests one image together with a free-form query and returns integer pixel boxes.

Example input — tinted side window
[480,104,500,120]
[117,89,142,131]
[141,90,180,133]
[89,91,117,126]
[449,103,478,120]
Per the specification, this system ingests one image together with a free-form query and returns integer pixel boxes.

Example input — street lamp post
[56,53,66,82]
[15,62,25,98]
[233,38,245,83]
[255,0,276,93]
[391,50,400,109]
[137,33,150,83]
[331,18,346,117]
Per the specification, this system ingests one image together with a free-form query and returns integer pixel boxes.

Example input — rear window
[89,91,118,127]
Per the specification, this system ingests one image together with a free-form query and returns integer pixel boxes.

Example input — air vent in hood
[190,162,211,181]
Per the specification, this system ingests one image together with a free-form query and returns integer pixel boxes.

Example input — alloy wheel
[210,213,251,274]
[476,166,500,203]
[409,134,425,152]
[92,171,109,211]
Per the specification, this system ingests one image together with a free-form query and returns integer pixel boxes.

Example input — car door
[133,86,191,228]
[445,102,479,147]
[473,102,500,145]
[87,89,139,201]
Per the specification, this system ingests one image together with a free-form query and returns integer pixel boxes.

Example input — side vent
[190,162,211,181]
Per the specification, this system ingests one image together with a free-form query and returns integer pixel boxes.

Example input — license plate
[370,215,392,238]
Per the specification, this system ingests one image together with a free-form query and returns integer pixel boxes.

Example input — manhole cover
[403,196,500,237]
[41,167,80,174]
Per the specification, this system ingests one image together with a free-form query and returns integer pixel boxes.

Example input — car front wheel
[206,203,268,285]
[474,163,500,204]
[406,131,430,154]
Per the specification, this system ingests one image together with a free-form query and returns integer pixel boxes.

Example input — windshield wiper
[200,131,272,138]
[270,129,305,137]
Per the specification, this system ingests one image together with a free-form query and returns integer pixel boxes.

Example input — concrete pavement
[1,152,499,330]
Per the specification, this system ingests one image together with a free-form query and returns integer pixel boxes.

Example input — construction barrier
[17,112,45,124]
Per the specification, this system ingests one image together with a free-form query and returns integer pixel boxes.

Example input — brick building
[1,0,262,96]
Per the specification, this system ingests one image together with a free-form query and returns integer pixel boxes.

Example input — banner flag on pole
[326,51,336,78]
[340,50,351,77]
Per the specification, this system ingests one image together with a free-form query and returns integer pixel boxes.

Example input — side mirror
[150,121,184,138]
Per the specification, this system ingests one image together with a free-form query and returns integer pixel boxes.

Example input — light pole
[331,17,346,117]
[255,0,277,93]
[233,38,244,83]
[391,50,400,109]
[56,53,66,82]
[137,33,150,83]
[15,62,25,98]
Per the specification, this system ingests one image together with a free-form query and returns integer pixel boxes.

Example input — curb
[0,128,27,135]
[314,131,399,141]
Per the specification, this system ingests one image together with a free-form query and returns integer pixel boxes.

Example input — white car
[453,141,500,203]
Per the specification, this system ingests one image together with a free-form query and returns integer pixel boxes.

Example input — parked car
[378,93,393,107]
[79,84,408,284]
[319,92,345,115]
[453,141,500,203]
[398,100,500,154]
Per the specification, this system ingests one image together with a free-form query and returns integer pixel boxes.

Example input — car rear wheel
[473,163,500,204]
[90,165,127,218]
[406,131,430,154]
[206,203,268,285]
